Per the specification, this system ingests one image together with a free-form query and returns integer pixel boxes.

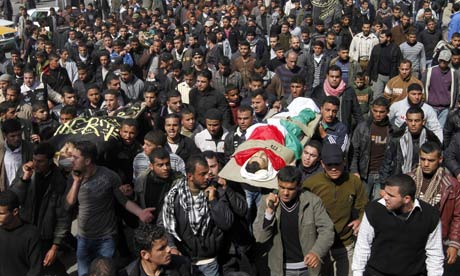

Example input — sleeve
[426,108,443,141]
[420,46,426,71]
[379,139,396,183]
[222,186,248,218]
[349,37,358,61]
[352,213,374,276]
[448,179,460,249]
[349,126,362,174]
[112,172,129,206]
[425,221,444,276]
[9,172,29,204]
[253,195,276,243]
[445,135,460,177]
[353,176,369,219]
[309,196,335,258]
[26,228,43,276]
[351,91,364,127]
[209,195,234,231]
[443,112,455,148]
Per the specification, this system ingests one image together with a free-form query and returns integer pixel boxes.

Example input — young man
[164,113,200,163]
[0,190,42,276]
[383,59,424,104]
[407,141,460,271]
[194,109,229,154]
[297,141,324,182]
[352,174,444,275]
[160,155,234,275]
[253,166,334,276]
[180,108,203,139]
[224,105,254,161]
[351,97,393,200]
[304,144,368,276]
[119,224,191,276]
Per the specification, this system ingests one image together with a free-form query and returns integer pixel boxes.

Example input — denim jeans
[193,259,220,276]
[244,189,262,209]
[364,173,382,201]
[435,108,449,129]
[322,243,355,276]
[371,74,390,100]
[76,236,116,276]
[285,268,310,276]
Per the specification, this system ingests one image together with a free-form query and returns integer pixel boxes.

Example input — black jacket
[41,67,72,93]
[380,126,441,182]
[119,256,191,276]
[189,86,232,129]
[308,85,363,132]
[445,132,460,178]
[443,109,460,148]
[10,165,71,245]
[159,186,234,261]
[350,117,395,179]
[367,42,402,82]
[164,135,200,163]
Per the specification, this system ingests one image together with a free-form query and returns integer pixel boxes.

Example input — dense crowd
[1,0,460,275]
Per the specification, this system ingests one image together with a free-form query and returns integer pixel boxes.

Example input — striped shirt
[400,42,426,72]
[349,32,379,61]
[132,152,186,182]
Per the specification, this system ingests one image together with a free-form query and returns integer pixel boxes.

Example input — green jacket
[253,191,335,276]
[303,172,368,247]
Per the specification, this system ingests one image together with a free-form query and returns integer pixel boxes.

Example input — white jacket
[389,98,443,141]
[194,128,228,153]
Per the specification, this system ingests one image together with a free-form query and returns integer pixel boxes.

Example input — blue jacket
[448,12,460,41]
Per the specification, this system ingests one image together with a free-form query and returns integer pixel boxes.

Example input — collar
[5,143,22,153]
[378,198,422,220]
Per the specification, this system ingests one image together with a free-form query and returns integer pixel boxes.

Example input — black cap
[192,48,203,57]
[321,144,343,165]
[205,108,223,121]
[160,52,173,61]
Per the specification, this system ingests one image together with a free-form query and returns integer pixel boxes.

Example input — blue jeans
[76,236,116,276]
[193,259,220,276]
[244,189,262,209]
[364,173,382,201]
[435,108,449,129]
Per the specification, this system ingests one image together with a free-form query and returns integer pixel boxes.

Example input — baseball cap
[192,48,203,57]
[438,49,452,62]
[321,144,343,165]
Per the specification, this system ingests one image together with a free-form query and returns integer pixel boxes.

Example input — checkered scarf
[162,178,210,241]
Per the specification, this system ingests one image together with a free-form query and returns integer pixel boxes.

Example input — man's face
[249,81,263,91]
[78,46,88,57]
[379,33,389,45]
[142,237,172,267]
[301,145,320,168]
[33,154,51,174]
[407,34,417,44]
[71,149,88,172]
[427,21,436,32]
[354,78,365,88]
[181,113,196,131]
[225,89,240,104]
[419,151,441,175]
[269,37,278,49]
[184,74,195,87]
[401,16,410,27]
[60,113,74,124]
[239,45,250,57]
[151,157,171,179]
[206,119,222,136]
[371,105,388,122]
[0,81,8,90]
[407,90,423,105]
[383,186,407,212]
[120,125,137,145]
[165,118,180,139]
[290,37,301,50]
[196,76,209,92]
[120,71,132,82]
[206,157,219,180]
[49,58,59,69]
[452,55,460,66]
[193,54,204,66]
[251,95,267,114]
[24,73,34,87]
[104,94,118,111]
[188,164,209,190]
[5,89,17,102]
[406,112,424,135]
[34,108,48,121]
[143,140,157,155]
[174,39,183,50]
[439,59,450,70]
[326,35,335,46]
[290,82,303,98]
[313,45,323,56]
[4,108,15,119]
[144,92,157,108]
[5,130,22,149]
[322,161,344,180]
[87,89,101,105]
[78,70,88,81]
[63,93,77,106]
[286,54,297,70]
[100,55,110,67]
[321,102,339,123]
[167,96,182,113]
[326,70,342,88]
[0,205,16,228]
[107,79,121,90]
[451,37,460,48]
[278,180,300,203]
[237,110,253,131]
[399,63,411,79]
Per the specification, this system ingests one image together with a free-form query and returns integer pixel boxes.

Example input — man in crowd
[164,113,200,163]
[298,141,323,182]
[351,97,393,200]
[384,59,424,104]
[254,166,334,276]
[352,174,444,275]
[304,143,368,276]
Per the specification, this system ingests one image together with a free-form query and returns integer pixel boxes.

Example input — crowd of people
[1,0,460,275]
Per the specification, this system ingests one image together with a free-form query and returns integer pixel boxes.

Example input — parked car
[0,19,16,51]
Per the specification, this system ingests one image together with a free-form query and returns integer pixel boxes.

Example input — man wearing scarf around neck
[309,65,363,133]
[160,155,234,276]
[406,141,460,274]
[351,97,394,200]
[380,106,441,182]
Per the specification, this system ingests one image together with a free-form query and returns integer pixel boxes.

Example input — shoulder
[300,190,323,205]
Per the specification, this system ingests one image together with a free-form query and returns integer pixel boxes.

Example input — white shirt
[352,199,444,276]
[4,144,22,186]
[194,129,228,153]
[349,32,379,61]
